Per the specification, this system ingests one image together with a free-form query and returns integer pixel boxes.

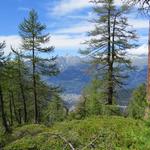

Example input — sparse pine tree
[11,48,29,123]
[19,9,59,123]
[0,42,10,132]
[80,0,137,105]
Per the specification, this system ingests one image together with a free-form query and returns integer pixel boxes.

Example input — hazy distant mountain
[56,56,83,71]
[46,56,147,92]
[44,56,147,108]
[45,56,90,94]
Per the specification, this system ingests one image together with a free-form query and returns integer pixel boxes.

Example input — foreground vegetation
[0,0,149,149]
[0,116,150,150]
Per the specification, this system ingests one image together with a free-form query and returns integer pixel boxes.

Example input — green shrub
[3,116,150,150]
[127,84,147,119]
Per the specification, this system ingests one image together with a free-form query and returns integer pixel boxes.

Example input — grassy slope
[2,116,150,150]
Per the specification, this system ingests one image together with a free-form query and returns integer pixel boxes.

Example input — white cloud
[55,22,93,34]
[129,44,148,67]
[0,35,21,54]
[0,33,147,57]
[128,44,148,56]
[53,17,148,40]
[51,0,91,16]
[56,18,149,35]
[0,34,86,53]
[51,0,124,16]
[129,19,149,29]
[50,34,87,49]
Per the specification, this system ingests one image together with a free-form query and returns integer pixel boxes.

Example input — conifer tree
[80,0,137,105]
[125,0,150,15]
[11,48,28,123]
[0,42,10,132]
[127,84,146,119]
[43,94,66,125]
[19,9,59,123]
[3,62,22,125]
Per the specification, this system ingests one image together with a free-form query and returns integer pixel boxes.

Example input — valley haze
[44,55,147,110]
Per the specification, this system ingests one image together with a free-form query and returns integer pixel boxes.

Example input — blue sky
[0,0,149,56]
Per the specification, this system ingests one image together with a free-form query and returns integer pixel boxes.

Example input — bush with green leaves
[2,116,150,150]
[42,95,66,125]
[75,78,121,119]
[127,84,147,119]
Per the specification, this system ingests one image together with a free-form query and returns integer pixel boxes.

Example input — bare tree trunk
[18,58,27,123]
[107,67,113,105]
[0,85,10,133]
[20,82,27,123]
[107,15,117,105]
[32,37,38,124]
[145,20,150,119]
[107,5,113,105]
[64,106,69,117]
[9,93,13,125]
[18,108,22,124]
[10,91,20,124]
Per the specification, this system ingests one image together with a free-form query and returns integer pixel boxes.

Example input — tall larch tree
[11,48,28,123]
[19,9,59,123]
[0,42,10,132]
[80,0,137,105]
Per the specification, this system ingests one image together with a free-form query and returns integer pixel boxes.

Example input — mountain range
[44,55,147,108]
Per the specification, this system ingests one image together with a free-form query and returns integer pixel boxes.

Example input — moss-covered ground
[2,116,150,150]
